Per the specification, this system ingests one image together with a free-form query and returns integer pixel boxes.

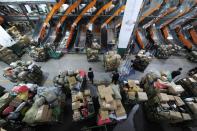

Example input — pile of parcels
[53,69,86,91]
[123,80,148,102]
[72,90,95,121]
[0,45,18,64]
[176,72,197,96]
[0,83,64,127]
[97,84,127,125]
[187,50,197,63]
[155,44,181,59]
[7,26,31,56]
[29,46,49,62]
[140,72,196,123]
[86,42,101,62]
[103,51,121,71]
[133,50,152,72]
[3,61,43,84]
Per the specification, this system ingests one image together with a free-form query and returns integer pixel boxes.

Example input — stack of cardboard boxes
[72,90,94,121]
[123,80,148,102]
[97,85,127,123]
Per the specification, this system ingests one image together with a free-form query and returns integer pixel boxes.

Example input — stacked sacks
[3,61,43,84]
[0,83,64,125]
[29,46,48,62]
[123,80,148,102]
[133,50,152,72]
[0,45,19,64]
[22,86,64,124]
[0,84,38,122]
[53,69,87,94]
[187,50,197,63]
[141,72,194,123]
[155,44,181,59]
[97,85,127,125]
[86,42,101,62]
[7,26,31,56]
[103,51,121,71]
[72,90,94,121]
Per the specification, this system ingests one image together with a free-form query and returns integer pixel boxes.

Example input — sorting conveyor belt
[101,5,125,29]
[65,0,97,49]
[156,0,196,29]
[142,0,179,28]
[38,0,66,42]
[139,0,163,23]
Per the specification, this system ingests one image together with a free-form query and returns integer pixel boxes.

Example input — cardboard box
[105,86,114,95]
[84,90,91,96]
[98,85,105,98]
[169,111,182,120]
[72,101,81,110]
[67,76,77,88]
[168,95,175,101]
[115,104,126,117]
[128,80,136,88]
[181,113,192,121]
[168,84,184,95]
[158,93,169,102]
[116,100,122,107]
[35,105,49,122]
[174,96,185,106]
[161,103,170,108]
[100,110,109,120]
[137,92,148,102]
[128,92,136,100]
[187,102,197,114]
[46,109,52,121]
[104,94,113,103]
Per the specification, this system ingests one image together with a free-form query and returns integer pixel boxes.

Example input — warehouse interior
[0,0,197,131]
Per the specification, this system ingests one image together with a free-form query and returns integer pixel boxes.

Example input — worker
[88,67,94,84]
[112,71,120,84]
[171,68,183,79]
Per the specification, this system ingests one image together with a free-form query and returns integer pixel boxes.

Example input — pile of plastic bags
[103,51,121,71]
[29,46,49,62]
[0,83,64,127]
[3,61,43,84]
[0,45,19,64]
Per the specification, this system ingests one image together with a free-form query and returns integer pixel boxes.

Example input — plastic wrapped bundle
[29,46,48,62]
[86,48,99,62]
[0,46,19,64]
[104,51,121,71]
[155,45,181,59]
[3,60,43,84]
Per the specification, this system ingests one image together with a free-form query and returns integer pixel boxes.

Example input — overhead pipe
[38,0,66,42]
[156,0,197,29]
[65,0,97,49]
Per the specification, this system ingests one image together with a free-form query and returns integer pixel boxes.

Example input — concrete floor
[0,53,196,131]
[0,54,196,90]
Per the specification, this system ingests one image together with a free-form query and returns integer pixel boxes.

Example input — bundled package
[104,51,121,71]
[86,48,99,62]
[29,46,48,62]
[0,46,19,64]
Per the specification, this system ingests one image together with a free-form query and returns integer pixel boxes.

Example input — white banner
[118,0,143,48]
[0,26,15,47]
